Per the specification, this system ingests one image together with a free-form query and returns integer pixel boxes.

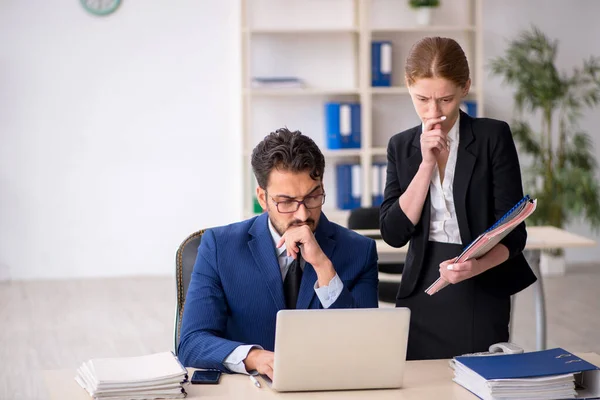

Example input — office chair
[174,229,205,355]
[347,207,403,304]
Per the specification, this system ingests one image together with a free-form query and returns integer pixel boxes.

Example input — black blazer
[380,111,537,299]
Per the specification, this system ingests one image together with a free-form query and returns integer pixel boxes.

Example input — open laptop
[263,307,411,392]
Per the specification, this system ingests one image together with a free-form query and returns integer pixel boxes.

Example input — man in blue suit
[178,128,379,379]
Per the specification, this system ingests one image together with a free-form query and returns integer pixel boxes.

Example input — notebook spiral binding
[486,194,532,233]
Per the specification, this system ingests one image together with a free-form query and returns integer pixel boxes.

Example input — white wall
[0,0,242,280]
[3,0,600,280]
[483,0,600,265]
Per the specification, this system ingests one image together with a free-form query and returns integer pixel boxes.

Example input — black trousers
[396,241,510,360]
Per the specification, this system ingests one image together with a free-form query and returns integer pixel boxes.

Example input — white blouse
[427,115,462,244]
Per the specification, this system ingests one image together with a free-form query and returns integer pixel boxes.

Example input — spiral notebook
[425,195,537,295]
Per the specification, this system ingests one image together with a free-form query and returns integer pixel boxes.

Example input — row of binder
[325,100,477,150]
[250,163,386,213]
[336,163,386,210]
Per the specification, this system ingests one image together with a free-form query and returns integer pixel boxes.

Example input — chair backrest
[347,207,403,271]
[174,229,205,355]
[347,206,381,233]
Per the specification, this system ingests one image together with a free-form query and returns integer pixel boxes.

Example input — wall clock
[80,0,122,16]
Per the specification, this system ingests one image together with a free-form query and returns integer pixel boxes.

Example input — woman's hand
[439,257,487,285]
[420,116,449,165]
[438,244,509,285]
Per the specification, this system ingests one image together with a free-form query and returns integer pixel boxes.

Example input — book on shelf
[452,347,600,400]
[425,194,537,295]
[75,351,188,400]
[251,77,305,89]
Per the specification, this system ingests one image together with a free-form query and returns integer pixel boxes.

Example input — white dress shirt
[223,218,344,374]
[427,115,462,244]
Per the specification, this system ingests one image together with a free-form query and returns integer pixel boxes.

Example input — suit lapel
[401,128,432,287]
[453,111,476,245]
[296,214,336,309]
[410,125,431,245]
[248,213,286,310]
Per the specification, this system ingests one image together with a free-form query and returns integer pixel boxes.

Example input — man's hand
[276,224,336,287]
[244,349,275,380]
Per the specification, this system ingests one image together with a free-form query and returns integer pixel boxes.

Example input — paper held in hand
[425,195,537,296]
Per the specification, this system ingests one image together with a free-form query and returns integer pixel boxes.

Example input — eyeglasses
[268,192,326,214]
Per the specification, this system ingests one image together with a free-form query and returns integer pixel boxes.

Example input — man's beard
[269,213,317,237]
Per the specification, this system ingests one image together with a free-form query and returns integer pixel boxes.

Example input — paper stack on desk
[452,348,600,400]
[75,351,188,399]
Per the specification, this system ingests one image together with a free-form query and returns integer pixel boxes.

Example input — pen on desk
[249,374,261,388]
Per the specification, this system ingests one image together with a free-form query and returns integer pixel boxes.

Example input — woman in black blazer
[379,37,537,360]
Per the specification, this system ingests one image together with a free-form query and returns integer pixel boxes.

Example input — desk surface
[358,225,597,255]
[43,353,600,400]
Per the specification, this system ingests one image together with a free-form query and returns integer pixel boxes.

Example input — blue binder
[371,41,392,87]
[336,163,361,210]
[371,162,386,207]
[455,348,599,380]
[454,348,600,399]
[325,102,361,149]
[460,100,477,117]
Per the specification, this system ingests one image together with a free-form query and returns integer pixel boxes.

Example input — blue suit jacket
[178,212,379,370]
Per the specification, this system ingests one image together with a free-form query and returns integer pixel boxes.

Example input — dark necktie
[283,251,303,309]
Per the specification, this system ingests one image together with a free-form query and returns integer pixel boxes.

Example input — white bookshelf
[241,0,484,226]
[371,25,476,33]
[246,88,361,97]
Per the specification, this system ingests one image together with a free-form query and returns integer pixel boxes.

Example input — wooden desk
[43,353,600,400]
[355,226,596,351]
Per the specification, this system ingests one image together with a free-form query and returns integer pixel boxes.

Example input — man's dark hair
[251,128,325,189]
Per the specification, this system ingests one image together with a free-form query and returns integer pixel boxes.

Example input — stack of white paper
[453,361,576,400]
[75,352,188,400]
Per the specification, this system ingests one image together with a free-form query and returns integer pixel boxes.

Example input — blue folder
[460,100,477,117]
[325,102,361,149]
[371,162,386,207]
[371,41,392,87]
[336,163,361,210]
[455,348,598,380]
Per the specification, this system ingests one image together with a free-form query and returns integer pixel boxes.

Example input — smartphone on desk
[191,370,222,384]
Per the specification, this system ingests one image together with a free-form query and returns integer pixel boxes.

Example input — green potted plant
[490,26,600,274]
[408,0,440,26]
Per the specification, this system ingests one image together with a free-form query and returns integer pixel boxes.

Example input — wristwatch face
[80,0,122,16]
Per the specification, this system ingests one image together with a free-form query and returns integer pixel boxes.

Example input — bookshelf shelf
[245,27,359,35]
[371,86,479,95]
[244,149,363,158]
[246,88,361,97]
[322,149,363,158]
[371,25,476,33]
[370,87,410,95]
[371,147,388,156]
[241,0,484,226]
